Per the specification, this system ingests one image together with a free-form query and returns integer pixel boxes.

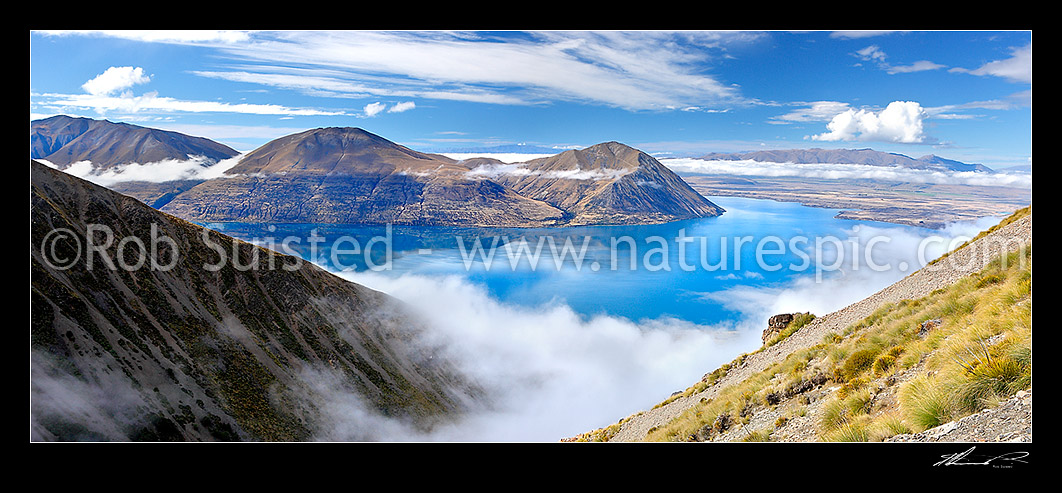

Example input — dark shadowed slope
[30,160,475,441]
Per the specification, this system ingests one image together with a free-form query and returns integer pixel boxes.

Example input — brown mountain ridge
[156,126,725,227]
[31,116,724,227]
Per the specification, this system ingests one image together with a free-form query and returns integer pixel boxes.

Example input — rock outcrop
[762,312,813,344]
[762,313,795,343]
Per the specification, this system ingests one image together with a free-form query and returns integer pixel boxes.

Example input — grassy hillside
[574,207,1031,442]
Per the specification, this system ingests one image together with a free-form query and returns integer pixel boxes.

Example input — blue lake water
[196,195,1006,441]
[205,196,958,327]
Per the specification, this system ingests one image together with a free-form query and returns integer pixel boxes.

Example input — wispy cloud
[854,45,887,63]
[62,30,762,111]
[769,101,853,125]
[35,63,348,119]
[886,60,946,74]
[950,43,1032,84]
[830,31,906,39]
[37,91,346,117]
[143,123,311,148]
[926,90,1032,117]
[36,30,251,44]
[852,44,946,75]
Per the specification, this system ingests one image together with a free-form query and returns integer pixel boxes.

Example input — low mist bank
[320,214,999,441]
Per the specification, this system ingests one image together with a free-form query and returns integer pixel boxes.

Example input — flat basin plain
[682,174,1031,229]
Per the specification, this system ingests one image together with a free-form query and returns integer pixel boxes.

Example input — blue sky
[29,30,1032,169]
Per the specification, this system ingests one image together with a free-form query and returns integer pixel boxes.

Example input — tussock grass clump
[975,273,1004,288]
[869,413,912,441]
[841,347,880,381]
[951,339,1031,414]
[823,418,871,442]
[900,375,954,430]
[872,346,904,376]
[741,428,772,442]
[819,388,874,433]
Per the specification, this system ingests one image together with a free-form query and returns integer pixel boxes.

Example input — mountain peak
[547,141,654,171]
[285,126,393,146]
[227,126,441,176]
[486,139,724,224]
[583,140,640,154]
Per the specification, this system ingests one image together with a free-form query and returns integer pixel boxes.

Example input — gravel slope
[608,213,1032,442]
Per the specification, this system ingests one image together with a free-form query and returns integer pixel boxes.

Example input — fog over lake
[206,195,1002,441]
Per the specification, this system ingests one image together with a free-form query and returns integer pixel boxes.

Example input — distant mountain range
[698,148,994,173]
[35,116,1000,229]
[31,160,475,441]
[31,116,724,227]
[31,115,240,168]
[430,143,569,155]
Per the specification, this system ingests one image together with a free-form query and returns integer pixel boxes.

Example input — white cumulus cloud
[363,102,387,117]
[81,66,151,96]
[811,101,928,143]
[388,101,416,113]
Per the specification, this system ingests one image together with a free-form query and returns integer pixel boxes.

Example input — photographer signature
[934,446,1029,467]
